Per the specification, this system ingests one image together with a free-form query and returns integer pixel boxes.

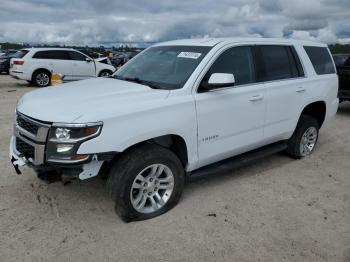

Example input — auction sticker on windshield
[178,52,202,59]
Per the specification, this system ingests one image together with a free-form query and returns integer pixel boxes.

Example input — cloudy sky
[0,0,349,46]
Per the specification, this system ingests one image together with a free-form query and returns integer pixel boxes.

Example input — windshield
[113,45,212,90]
[333,55,348,66]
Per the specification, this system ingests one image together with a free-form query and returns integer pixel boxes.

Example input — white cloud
[0,0,349,46]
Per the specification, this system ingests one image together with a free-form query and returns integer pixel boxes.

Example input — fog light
[56,144,74,153]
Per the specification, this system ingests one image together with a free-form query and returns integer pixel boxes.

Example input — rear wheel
[107,144,184,222]
[287,115,320,159]
[32,70,51,87]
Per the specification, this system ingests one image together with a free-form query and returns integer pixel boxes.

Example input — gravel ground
[0,74,349,262]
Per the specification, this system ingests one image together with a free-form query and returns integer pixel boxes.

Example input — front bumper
[10,113,106,180]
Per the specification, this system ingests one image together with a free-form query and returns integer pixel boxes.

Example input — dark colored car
[0,50,28,74]
[333,54,350,102]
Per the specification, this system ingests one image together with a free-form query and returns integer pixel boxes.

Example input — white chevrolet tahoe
[10,38,339,221]
[9,48,116,87]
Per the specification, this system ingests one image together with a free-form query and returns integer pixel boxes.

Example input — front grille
[16,137,35,159]
[17,115,39,135]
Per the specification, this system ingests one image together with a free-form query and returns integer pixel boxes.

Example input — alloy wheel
[130,164,174,214]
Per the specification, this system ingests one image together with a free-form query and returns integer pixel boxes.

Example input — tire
[32,70,51,87]
[107,143,185,222]
[98,70,113,77]
[286,115,320,159]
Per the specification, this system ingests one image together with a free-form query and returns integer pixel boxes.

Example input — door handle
[249,94,264,102]
[296,87,306,93]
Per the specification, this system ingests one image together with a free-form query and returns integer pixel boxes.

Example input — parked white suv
[10,38,338,221]
[9,48,116,87]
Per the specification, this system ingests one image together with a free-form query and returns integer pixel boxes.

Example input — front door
[195,46,267,168]
[68,51,95,80]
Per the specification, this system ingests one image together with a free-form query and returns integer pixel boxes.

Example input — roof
[154,37,328,47]
[22,47,76,51]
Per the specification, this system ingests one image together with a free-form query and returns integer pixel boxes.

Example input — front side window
[304,46,336,75]
[202,46,256,87]
[69,51,87,61]
[113,45,211,90]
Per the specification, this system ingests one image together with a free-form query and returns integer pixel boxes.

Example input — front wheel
[98,70,112,77]
[107,144,184,222]
[287,115,320,159]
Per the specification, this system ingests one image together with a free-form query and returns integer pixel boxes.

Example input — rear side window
[204,46,256,86]
[47,51,70,60]
[304,46,335,75]
[255,45,303,82]
[68,51,87,61]
[33,50,70,60]
[32,51,50,59]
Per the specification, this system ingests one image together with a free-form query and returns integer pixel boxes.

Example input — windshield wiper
[123,77,164,90]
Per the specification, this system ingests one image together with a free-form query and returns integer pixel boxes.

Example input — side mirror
[207,73,235,89]
[86,57,92,63]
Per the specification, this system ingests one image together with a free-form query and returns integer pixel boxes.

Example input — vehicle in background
[0,50,29,74]
[3,49,18,56]
[333,54,350,102]
[9,48,116,87]
[95,57,113,66]
[111,51,140,67]
[78,50,104,59]
[10,38,338,221]
[0,51,5,57]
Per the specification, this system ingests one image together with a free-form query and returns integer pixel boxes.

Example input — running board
[189,141,288,181]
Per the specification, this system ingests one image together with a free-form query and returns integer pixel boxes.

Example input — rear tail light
[13,60,24,65]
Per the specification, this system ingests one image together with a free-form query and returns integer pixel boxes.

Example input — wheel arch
[98,69,113,77]
[299,101,326,127]
[31,68,51,81]
[116,134,189,168]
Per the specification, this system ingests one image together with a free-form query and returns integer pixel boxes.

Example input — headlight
[55,128,71,140]
[46,122,103,163]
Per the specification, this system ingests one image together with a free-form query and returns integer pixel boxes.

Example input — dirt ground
[0,74,349,262]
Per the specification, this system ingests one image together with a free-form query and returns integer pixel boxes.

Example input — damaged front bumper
[9,135,106,180]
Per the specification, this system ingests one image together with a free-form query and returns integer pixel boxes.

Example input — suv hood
[17,78,170,123]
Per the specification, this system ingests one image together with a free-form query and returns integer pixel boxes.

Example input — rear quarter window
[304,46,335,75]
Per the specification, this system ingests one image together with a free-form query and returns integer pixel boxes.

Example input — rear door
[68,51,95,80]
[33,50,74,81]
[255,45,306,143]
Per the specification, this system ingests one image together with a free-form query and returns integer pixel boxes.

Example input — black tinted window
[47,51,70,60]
[33,51,50,59]
[33,50,70,60]
[257,45,297,81]
[332,55,349,67]
[204,46,255,86]
[69,51,87,61]
[304,46,335,75]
